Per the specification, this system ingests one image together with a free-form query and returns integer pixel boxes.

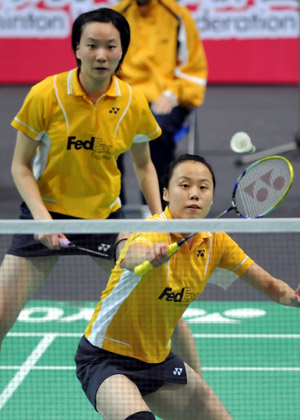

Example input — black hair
[163,154,216,190]
[71,8,130,73]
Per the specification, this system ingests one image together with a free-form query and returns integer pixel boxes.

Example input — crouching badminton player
[75,154,300,420]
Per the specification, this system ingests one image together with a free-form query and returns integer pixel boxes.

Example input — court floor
[1,300,299,420]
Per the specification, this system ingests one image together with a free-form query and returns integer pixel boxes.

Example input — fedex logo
[67,136,94,150]
[158,287,197,303]
[66,136,112,160]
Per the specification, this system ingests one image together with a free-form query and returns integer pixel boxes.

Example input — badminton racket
[216,155,294,218]
[134,232,197,276]
[58,238,109,257]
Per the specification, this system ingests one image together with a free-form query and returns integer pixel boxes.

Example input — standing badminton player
[76,154,300,420]
[0,8,163,348]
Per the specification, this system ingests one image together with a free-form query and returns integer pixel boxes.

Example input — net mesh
[0,218,299,420]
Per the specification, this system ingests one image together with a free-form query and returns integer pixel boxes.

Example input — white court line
[8,332,300,338]
[194,334,300,338]
[0,333,57,410]
[0,366,74,370]
[7,332,81,337]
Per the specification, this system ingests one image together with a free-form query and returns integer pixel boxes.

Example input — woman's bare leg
[144,363,233,420]
[0,254,59,347]
[96,374,152,420]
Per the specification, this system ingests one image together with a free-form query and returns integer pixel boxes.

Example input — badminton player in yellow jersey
[75,154,300,420]
[0,8,163,348]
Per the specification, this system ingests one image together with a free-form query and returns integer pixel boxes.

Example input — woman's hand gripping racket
[216,156,294,218]
[134,232,197,276]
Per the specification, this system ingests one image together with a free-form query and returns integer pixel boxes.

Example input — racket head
[232,156,294,218]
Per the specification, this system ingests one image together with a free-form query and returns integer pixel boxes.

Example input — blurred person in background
[114,0,208,206]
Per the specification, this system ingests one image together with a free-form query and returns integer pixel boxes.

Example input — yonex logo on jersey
[109,107,120,114]
[67,136,94,150]
[197,249,205,257]
[98,244,111,252]
[173,368,183,376]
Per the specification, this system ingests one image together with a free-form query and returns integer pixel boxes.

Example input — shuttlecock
[230,132,256,153]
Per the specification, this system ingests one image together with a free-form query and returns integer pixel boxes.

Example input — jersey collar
[70,69,121,98]
[106,76,122,98]
[163,206,212,242]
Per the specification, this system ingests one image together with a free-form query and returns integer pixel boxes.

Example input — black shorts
[6,202,125,259]
[75,336,187,411]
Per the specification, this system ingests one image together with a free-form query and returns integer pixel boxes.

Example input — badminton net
[0,218,299,420]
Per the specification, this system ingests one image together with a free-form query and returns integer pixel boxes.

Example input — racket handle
[34,234,69,248]
[134,260,154,276]
[134,242,180,276]
[58,238,71,248]
[167,242,180,257]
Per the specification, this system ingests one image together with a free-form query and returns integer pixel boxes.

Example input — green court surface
[1,300,299,420]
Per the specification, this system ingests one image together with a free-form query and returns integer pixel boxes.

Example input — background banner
[0,0,299,84]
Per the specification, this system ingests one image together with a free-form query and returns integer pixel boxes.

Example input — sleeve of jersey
[164,8,208,108]
[217,233,254,276]
[11,80,51,140]
[133,91,162,144]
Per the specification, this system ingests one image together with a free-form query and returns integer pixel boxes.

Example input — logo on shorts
[173,368,183,376]
[98,244,111,252]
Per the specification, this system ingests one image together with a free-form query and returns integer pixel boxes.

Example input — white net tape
[0,217,300,233]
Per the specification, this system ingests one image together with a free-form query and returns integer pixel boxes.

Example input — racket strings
[235,159,292,218]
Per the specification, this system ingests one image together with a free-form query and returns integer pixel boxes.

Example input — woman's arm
[11,131,51,220]
[11,131,66,248]
[241,262,300,307]
[129,141,162,215]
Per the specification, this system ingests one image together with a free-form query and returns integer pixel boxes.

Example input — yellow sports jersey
[11,69,161,219]
[85,207,254,363]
